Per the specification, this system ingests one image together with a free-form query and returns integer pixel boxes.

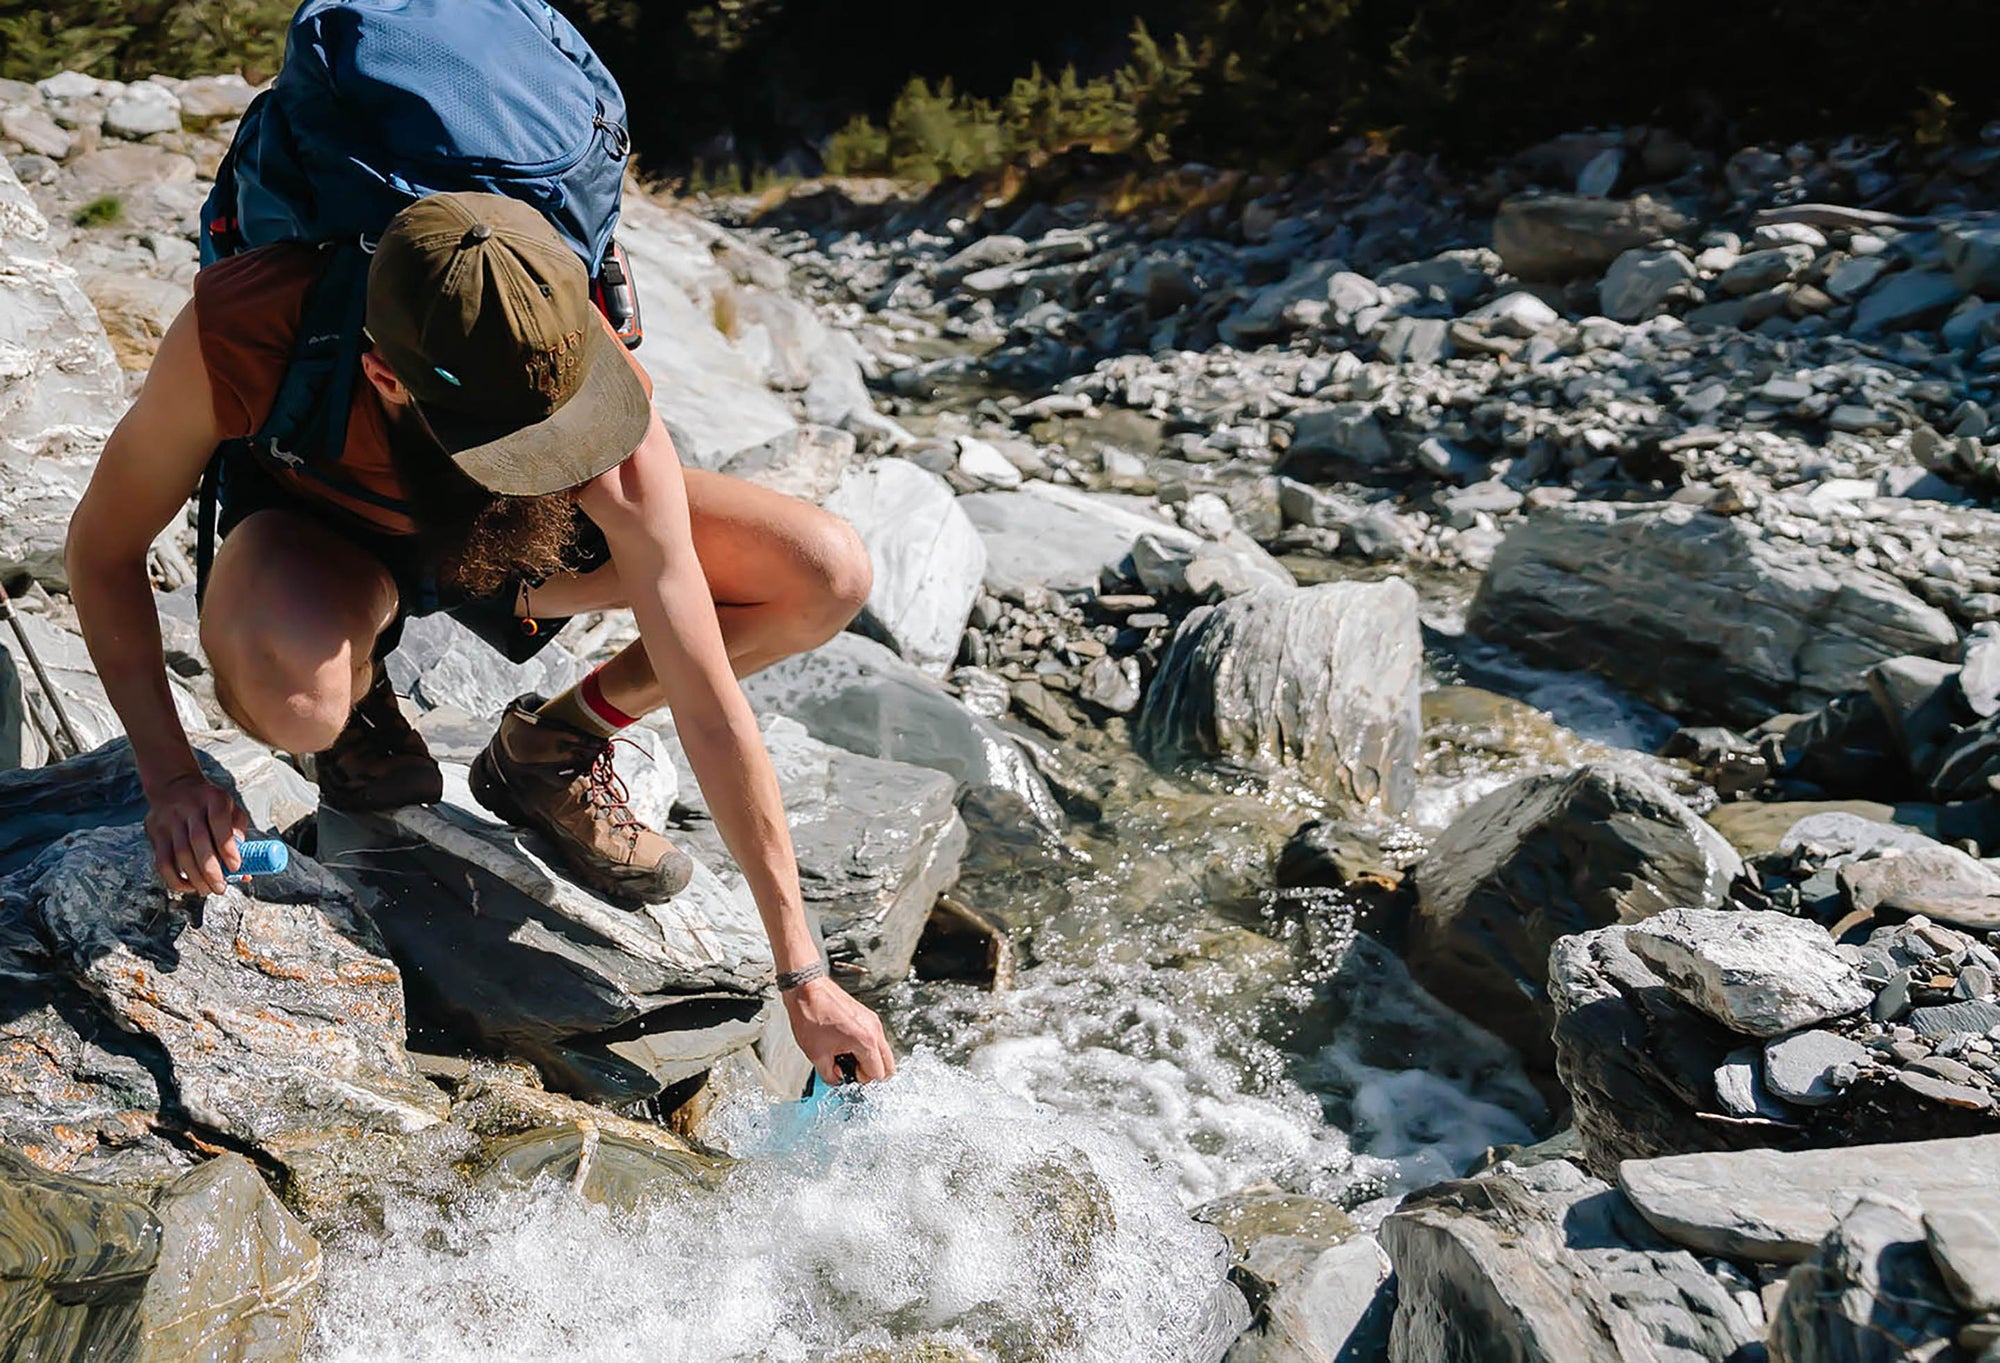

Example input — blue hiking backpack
[193,0,642,610]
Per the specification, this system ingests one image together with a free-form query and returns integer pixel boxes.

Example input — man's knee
[205,626,358,753]
[805,513,873,632]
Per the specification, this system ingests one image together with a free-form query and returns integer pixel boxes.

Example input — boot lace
[582,738,647,833]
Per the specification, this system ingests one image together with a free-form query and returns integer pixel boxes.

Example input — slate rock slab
[1412,765,1741,1070]
[1136,579,1422,813]
[17,826,448,1150]
[317,767,774,1104]
[1620,1135,2000,1264]
[1469,502,1958,725]
[1762,1029,1870,1106]
[0,1146,158,1361]
[1381,1158,1761,1363]
[1626,908,1873,1038]
[824,458,987,676]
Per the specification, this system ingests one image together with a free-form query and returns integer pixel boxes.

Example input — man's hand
[785,977,897,1084]
[144,771,248,896]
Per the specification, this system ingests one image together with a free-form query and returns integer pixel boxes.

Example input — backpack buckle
[595,114,630,161]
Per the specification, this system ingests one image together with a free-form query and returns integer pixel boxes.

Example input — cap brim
[419,324,651,496]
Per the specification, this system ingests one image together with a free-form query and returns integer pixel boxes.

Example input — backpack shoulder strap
[255,240,370,472]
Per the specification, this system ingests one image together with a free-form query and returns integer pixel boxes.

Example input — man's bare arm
[66,298,246,892]
[579,416,895,1082]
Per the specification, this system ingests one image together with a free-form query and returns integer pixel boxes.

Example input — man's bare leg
[527,468,873,719]
[201,509,400,752]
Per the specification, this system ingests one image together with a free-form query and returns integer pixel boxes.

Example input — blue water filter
[225,839,289,882]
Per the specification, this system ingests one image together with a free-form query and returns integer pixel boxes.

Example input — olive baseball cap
[365,193,650,496]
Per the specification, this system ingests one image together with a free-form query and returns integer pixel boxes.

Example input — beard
[386,406,581,598]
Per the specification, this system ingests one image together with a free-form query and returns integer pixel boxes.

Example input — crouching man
[65,192,894,1083]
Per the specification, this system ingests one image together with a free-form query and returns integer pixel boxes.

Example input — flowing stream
[306,567,1679,1361]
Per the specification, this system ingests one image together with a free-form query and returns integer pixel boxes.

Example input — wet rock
[824,458,985,676]
[741,632,1061,827]
[138,1153,320,1360]
[318,773,774,1105]
[0,159,126,592]
[0,1145,158,1358]
[1470,502,1958,725]
[1208,1190,1392,1363]
[960,481,1202,598]
[1381,1158,1762,1363]
[1492,194,1693,281]
[1079,654,1142,714]
[1768,1194,1962,1363]
[1625,908,1873,1038]
[474,1123,723,1214]
[1136,580,1422,813]
[15,825,448,1150]
[1619,1135,2000,1263]
[651,714,966,991]
[1411,765,1741,1070]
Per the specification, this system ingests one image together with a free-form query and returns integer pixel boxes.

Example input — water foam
[309,1057,1246,1363]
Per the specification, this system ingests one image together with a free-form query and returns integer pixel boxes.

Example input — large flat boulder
[823,458,986,676]
[1136,580,1422,813]
[0,1146,159,1358]
[1619,1135,2000,1265]
[958,481,1203,599]
[0,158,126,592]
[1380,1159,1761,1363]
[741,632,1061,828]
[1469,502,1959,726]
[318,766,775,1105]
[1492,194,1693,282]
[653,713,965,991]
[15,826,448,1152]
[1409,764,1742,1071]
[0,609,209,775]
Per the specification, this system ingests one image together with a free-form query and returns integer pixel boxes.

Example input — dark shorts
[212,442,608,665]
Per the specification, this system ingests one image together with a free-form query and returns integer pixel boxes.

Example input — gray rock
[102,82,181,138]
[1128,530,1295,600]
[0,106,71,160]
[1492,194,1693,282]
[1221,1219,1391,1363]
[1620,1135,2000,1263]
[715,422,860,502]
[1841,846,2000,917]
[960,481,1200,599]
[11,825,448,1154]
[1718,245,1816,296]
[1925,1208,2000,1313]
[1463,291,1561,337]
[1136,580,1422,812]
[138,1154,319,1360]
[1469,502,1958,725]
[1627,909,1873,1038]
[651,714,966,991]
[171,74,255,126]
[823,458,986,676]
[932,233,1027,288]
[0,160,126,592]
[1286,403,1397,471]
[1854,270,1968,336]
[1909,1000,2000,1040]
[1079,654,1142,714]
[1777,812,1944,861]
[1768,1194,1961,1363]
[386,613,578,723]
[1600,247,1699,321]
[741,632,1060,827]
[1762,1029,1871,1106]
[1,612,211,771]
[318,769,774,1104]
[1382,1159,1762,1363]
[1436,479,1523,528]
[1377,250,1493,308]
[1714,1046,1793,1119]
[1414,766,1742,1069]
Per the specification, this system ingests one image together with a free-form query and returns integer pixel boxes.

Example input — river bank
[3,67,1999,1361]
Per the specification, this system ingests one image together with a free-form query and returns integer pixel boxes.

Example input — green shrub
[72,195,124,228]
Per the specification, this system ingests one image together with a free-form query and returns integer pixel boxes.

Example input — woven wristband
[776,958,828,992]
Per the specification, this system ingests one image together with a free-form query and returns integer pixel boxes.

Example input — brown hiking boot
[467,694,694,906]
[315,667,444,813]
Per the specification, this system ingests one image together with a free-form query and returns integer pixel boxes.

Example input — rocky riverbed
[5,67,2000,1361]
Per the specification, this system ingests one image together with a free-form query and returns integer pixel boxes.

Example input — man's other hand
[145,771,248,896]
[785,976,897,1084]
